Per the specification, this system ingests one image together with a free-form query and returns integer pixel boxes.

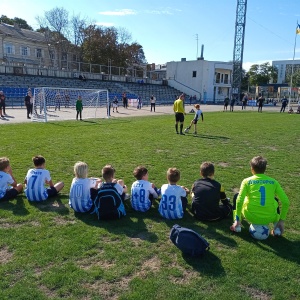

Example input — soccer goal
[32,87,109,122]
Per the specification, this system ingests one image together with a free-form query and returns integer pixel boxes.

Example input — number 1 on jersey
[259,186,266,206]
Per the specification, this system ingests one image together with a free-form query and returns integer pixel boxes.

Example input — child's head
[133,166,148,180]
[102,164,115,181]
[194,104,200,110]
[0,157,10,171]
[32,155,46,168]
[167,167,180,184]
[74,161,88,178]
[250,156,267,174]
[200,162,215,178]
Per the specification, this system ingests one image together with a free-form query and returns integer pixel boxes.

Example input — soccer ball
[184,128,189,133]
[249,224,269,240]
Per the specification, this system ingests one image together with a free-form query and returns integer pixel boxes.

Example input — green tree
[286,70,300,87]
[0,15,33,30]
[248,62,278,86]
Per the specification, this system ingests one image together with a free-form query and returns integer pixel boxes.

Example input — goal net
[32,87,109,122]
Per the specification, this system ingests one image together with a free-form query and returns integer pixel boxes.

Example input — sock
[180,124,183,133]
[175,124,178,132]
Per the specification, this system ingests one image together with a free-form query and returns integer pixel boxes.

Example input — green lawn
[1,111,300,300]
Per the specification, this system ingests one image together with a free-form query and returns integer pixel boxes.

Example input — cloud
[143,7,182,15]
[95,22,115,27]
[243,60,272,71]
[98,9,136,16]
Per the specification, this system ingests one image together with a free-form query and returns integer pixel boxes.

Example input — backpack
[93,183,126,220]
[170,224,209,256]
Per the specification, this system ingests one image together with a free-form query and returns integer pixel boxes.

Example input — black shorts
[47,186,58,198]
[175,112,184,122]
[0,188,18,201]
[192,118,198,124]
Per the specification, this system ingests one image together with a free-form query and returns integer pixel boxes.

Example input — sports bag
[93,183,126,220]
[170,224,209,256]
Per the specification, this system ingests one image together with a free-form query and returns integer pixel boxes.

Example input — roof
[0,22,46,43]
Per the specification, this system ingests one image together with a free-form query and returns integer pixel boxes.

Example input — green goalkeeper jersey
[235,174,290,224]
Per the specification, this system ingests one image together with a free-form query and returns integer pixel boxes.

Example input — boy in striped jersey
[131,166,159,212]
[24,155,64,201]
[184,104,204,134]
[0,157,23,202]
[158,168,189,219]
[69,161,102,213]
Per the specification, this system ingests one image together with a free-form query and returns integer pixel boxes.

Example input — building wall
[166,59,232,102]
[272,60,300,84]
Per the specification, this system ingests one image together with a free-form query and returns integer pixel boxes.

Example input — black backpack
[93,183,126,220]
[170,224,209,256]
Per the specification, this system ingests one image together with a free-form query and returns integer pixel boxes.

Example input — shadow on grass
[191,134,230,140]
[182,251,225,277]
[27,195,70,215]
[0,195,30,216]
[74,206,159,243]
[47,118,132,127]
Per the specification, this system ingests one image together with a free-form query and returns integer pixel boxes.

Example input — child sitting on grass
[0,157,23,202]
[24,155,64,201]
[230,156,290,236]
[184,104,204,134]
[191,162,232,221]
[158,167,189,219]
[69,161,102,213]
[131,166,160,212]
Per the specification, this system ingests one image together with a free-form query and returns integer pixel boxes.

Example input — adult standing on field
[24,93,31,119]
[150,95,156,112]
[257,95,264,112]
[280,97,288,113]
[242,93,248,110]
[0,91,6,117]
[173,94,186,135]
[122,92,128,109]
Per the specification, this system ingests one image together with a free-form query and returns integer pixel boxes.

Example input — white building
[272,59,300,84]
[166,58,232,102]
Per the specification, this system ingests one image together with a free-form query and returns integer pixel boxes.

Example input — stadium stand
[0,74,184,108]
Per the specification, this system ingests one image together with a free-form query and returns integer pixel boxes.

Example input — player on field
[131,166,160,212]
[158,168,189,219]
[24,155,64,201]
[184,104,203,134]
[191,162,232,221]
[0,157,23,202]
[76,95,83,120]
[69,161,102,213]
[173,94,186,135]
[230,156,290,235]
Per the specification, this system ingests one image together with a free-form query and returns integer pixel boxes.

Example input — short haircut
[200,162,215,178]
[102,164,115,181]
[167,167,180,183]
[0,157,10,171]
[194,104,200,109]
[250,156,267,174]
[133,166,148,180]
[74,161,88,178]
[32,155,46,167]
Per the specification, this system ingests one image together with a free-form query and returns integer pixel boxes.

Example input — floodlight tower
[231,0,247,100]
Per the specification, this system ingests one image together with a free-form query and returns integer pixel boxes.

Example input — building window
[192,71,197,77]
[216,72,220,83]
[224,74,229,84]
[221,74,224,83]
[36,48,42,58]
[49,50,55,60]
[4,43,15,55]
[21,46,29,56]
[62,52,67,61]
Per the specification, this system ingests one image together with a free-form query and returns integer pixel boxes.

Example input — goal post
[32,87,109,122]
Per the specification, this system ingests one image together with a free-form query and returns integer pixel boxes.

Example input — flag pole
[288,21,299,110]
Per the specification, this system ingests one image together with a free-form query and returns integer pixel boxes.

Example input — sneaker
[193,131,197,134]
[184,128,189,133]
[180,132,185,135]
[176,132,179,134]
[272,228,281,236]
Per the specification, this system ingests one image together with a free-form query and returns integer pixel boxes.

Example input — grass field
[1,110,300,300]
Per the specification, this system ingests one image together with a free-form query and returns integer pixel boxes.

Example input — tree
[286,70,300,87]
[247,62,278,86]
[0,15,33,30]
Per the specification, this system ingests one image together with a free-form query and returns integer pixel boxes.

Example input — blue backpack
[170,224,210,256]
[93,182,126,220]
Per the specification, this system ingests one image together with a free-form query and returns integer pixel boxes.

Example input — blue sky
[1,0,300,69]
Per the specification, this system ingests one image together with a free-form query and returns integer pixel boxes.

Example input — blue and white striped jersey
[158,184,187,219]
[131,180,158,212]
[69,178,97,212]
[24,168,51,201]
[0,171,14,199]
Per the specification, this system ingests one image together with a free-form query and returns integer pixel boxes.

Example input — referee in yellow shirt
[173,94,186,135]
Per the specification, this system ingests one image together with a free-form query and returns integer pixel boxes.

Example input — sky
[1,0,300,70]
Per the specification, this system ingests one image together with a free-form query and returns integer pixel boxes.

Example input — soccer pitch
[1,111,299,299]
